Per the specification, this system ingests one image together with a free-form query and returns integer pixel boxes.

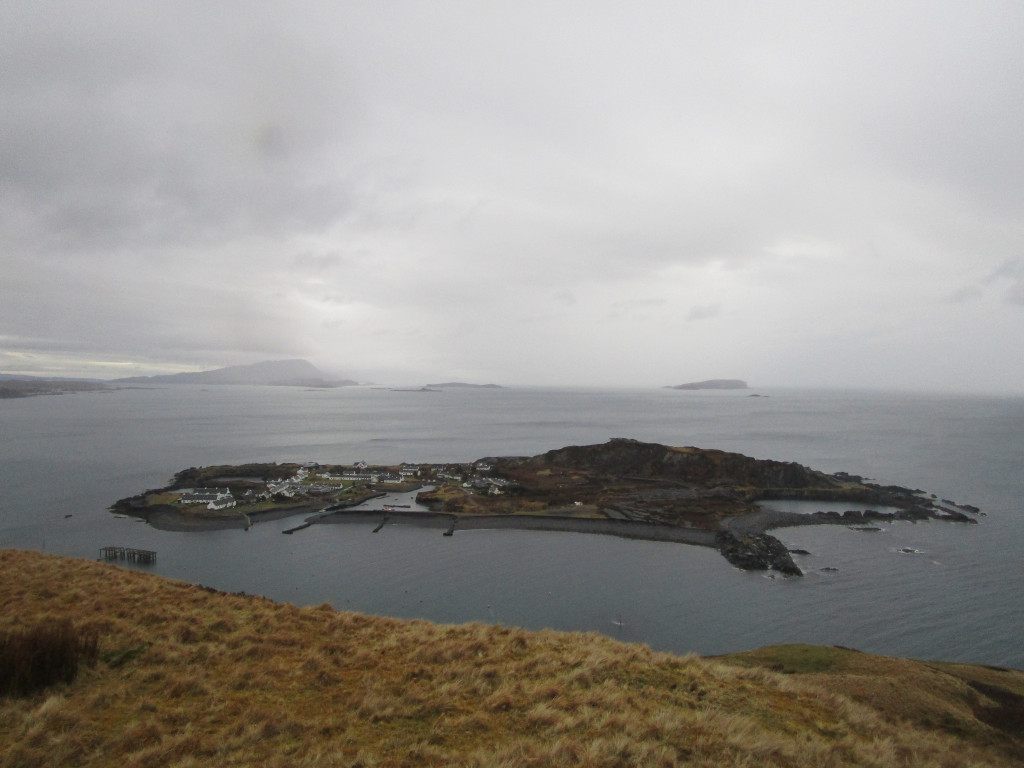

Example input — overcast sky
[2,2,1023,393]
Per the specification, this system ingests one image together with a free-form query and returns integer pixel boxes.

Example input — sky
[2,2,1023,393]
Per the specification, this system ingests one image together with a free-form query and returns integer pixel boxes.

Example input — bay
[1,385,1022,667]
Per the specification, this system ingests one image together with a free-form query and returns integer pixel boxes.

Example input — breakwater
[308,509,720,547]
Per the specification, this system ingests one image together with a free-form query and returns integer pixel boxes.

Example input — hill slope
[1,550,1021,767]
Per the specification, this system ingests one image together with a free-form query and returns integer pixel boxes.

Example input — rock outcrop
[715,531,803,575]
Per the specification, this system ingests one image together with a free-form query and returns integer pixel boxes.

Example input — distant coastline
[0,379,111,399]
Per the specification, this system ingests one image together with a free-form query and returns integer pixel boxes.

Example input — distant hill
[666,379,748,390]
[424,382,504,389]
[113,359,356,388]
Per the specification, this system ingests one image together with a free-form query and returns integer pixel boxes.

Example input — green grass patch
[719,644,857,674]
[145,492,181,506]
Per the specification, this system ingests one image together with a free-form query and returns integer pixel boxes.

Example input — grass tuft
[0,619,99,697]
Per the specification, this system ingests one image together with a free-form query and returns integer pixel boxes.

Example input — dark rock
[895,506,932,522]
[788,548,811,556]
[715,531,803,576]
[936,510,977,524]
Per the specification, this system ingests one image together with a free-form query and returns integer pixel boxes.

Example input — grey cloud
[945,285,984,304]
[550,290,576,305]
[292,251,349,272]
[2,3,1023,391]
[1,4,359,252]
[686,304,723,322]
[990,260,1024,305]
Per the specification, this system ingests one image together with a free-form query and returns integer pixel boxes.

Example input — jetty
[100,546,156,564]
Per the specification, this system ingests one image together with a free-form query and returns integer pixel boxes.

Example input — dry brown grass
[1,549,1021,767]
[0,619,98,697]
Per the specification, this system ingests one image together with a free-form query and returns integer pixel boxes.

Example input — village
[117,458,519,519]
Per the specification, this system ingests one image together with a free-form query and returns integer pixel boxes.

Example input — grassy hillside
[1,550,1021,767]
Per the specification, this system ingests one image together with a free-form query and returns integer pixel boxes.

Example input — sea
[1,385,1022,668]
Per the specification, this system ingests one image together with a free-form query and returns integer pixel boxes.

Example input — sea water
[1,385,1022,667]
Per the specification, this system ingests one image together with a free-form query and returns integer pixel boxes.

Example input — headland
[4,548,1023,766]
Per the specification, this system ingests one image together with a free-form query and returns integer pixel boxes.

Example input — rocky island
[110,440,981,575]
[665,379,748,390]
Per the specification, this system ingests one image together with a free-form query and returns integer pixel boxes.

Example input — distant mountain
[665,379,748,391]
[113,359,356,388]
[424,382,504,389]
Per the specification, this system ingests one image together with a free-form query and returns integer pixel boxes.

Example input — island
[665,379,748,390]
[424,382,504,389]
[110,439,981,575]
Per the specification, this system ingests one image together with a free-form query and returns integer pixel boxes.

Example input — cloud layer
[2,2,1023,392]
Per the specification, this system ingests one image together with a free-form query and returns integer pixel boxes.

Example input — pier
[100,546,156,564]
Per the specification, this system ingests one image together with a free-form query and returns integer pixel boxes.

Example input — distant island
[0,378,110,399]
[666,379,748,390]
[113,359,357,388]
[424,382,504,389]
[111,439,981,576]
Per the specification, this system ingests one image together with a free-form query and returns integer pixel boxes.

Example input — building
[180,488,233,505]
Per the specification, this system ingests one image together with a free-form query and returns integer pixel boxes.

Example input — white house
[180,488,233,505]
